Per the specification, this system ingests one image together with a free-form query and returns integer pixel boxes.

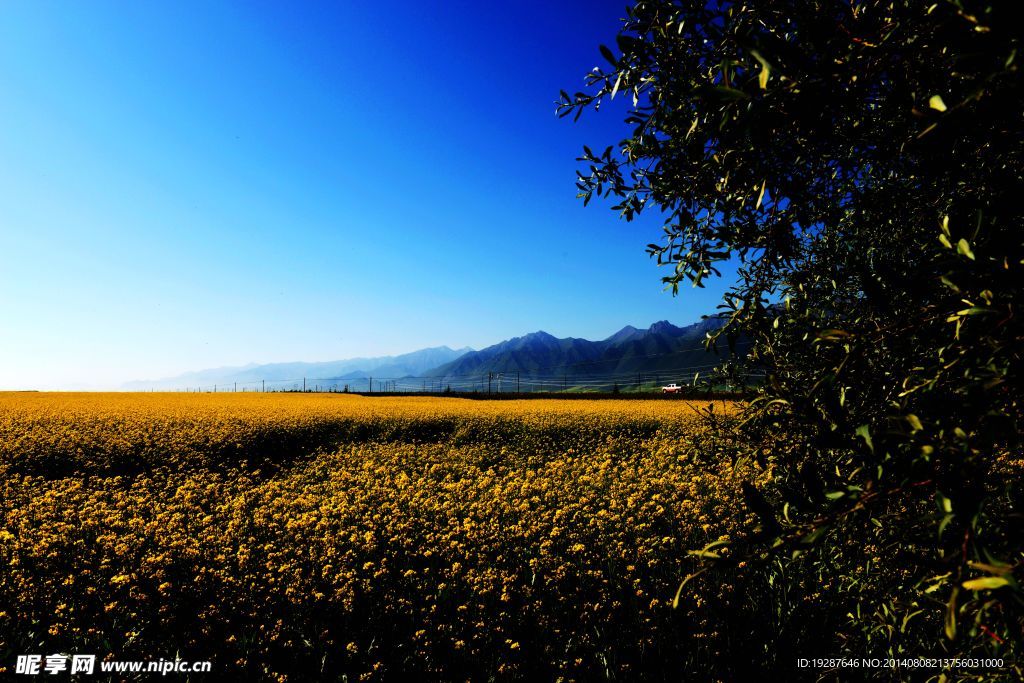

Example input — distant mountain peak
[509,331,558,346]
[648,320,682,335]
[605,325,640,344]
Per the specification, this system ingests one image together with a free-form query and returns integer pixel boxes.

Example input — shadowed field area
[0,393,760,681]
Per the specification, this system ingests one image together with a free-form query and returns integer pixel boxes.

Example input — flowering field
[0,393,762,681]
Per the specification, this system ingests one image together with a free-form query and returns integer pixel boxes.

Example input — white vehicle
[661,383,682,394]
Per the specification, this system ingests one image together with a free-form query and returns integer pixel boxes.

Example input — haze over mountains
[124,346,472,391]
[126,317,748,391]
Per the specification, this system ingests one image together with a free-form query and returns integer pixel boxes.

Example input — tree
[562,0,1022,674]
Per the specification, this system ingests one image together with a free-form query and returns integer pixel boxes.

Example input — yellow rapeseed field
[0,392,764,681]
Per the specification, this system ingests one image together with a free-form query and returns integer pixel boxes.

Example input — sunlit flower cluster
[0,393,760,680]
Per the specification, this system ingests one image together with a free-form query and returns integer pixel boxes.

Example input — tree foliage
[563,0,1022,676]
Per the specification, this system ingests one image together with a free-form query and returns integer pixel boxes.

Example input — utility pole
[369,377,372,393]
[517,371,520,393]
[303,377,306,392]
[234,382,237,393]
[262,379,265,392]
[488,372,492,394]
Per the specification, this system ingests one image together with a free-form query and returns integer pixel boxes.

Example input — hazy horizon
[58,316,708,391]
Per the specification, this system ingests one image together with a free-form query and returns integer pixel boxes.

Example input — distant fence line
[165,366,765,395]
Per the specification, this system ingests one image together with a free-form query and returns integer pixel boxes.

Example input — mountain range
[423,318,746,390]
[126,317,748,391]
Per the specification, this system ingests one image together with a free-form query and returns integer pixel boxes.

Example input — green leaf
[672,567,709,609]
[905,414,923,432]
[967,561,1013,575]
[961,576,1010,590]
[712,85,750,101]
[599,44,616,66]
[938,493,952,514]
[929,95,948,111]
[924,572,951,594]
[855,424,873,452]
[816,328,851,340]
[800,524,831,545]
[945,588,958,640]
[686,115,699,138]
[749,49,770,90]
[901,609,924,633]
[956,307,996,316]
[611,72,622,99]
[956,238,975,260]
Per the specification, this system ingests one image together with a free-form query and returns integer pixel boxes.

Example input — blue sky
[0,1,735,389]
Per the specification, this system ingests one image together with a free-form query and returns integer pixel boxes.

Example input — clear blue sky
[0,1,735,390]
